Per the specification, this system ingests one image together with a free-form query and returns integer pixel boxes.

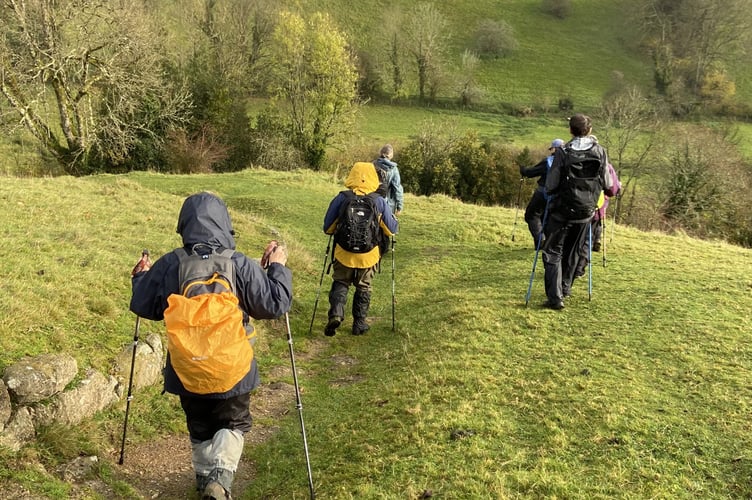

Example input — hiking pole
[307,235,332,336]
[587,222,593,301]
[118,315,141,465]
[610,194,620,244]
[511,178,524,242]
[525,200,549,306]
[391,236,396,332]
[284,312,316,499]
[601,218,607,268]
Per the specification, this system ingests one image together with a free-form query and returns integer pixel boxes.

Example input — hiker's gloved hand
[518,164,525,176]
[131,250,151,276]
[261,240,287,268]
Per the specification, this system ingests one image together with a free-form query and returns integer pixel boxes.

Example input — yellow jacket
[323,162,399,269]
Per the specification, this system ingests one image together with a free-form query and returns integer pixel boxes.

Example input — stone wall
[0,333,164,451]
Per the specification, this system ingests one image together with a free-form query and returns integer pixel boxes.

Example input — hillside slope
[291,0,652,109]
[2,170,751,497]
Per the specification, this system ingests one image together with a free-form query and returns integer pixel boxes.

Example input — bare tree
[189,0,277,93]
[457,50,483,106]
[403,2,449,101]
[599,82,662,223]
[639,0,751,100]
[0,0,190,174]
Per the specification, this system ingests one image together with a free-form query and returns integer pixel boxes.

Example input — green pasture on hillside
[295,0,656,108]
[292,0,752,110]
[1,170,750,498]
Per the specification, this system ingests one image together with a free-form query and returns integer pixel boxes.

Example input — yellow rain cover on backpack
[596,190,605,209]
[164,248,254,395]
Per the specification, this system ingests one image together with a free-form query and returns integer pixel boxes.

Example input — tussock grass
[1,169,751,498]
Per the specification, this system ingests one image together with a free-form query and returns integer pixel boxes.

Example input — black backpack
[373,161,390,198]
[333,191,381,253]
[557,145,605,220]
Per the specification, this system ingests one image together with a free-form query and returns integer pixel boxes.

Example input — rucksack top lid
[175,245,236,295]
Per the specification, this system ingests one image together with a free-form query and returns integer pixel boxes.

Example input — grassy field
[1,169,750,498]
[293,0,752,108]
[293,0,651,109]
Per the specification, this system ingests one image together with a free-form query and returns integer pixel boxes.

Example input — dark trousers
[575,219,603,277]
[542,216,589,302]
[328,260,375,321]
[524,189,547,246]
[180,392,252,442]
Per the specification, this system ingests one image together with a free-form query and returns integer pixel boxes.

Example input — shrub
[656,125,747,242]
[487,144,524,206]
[473,19,518,58]
[398,120,462,196]
[248,106,306,171]
[558,96,574,111]
[452,132,490,201]
[164,126,229,174]
[542,0,572,19]
[399,124,525,207]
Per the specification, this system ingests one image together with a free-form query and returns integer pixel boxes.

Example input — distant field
[353,103,569,147]
[355,104,752,162]
[297,0,653,109]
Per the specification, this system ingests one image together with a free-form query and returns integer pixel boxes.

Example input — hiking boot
[352,318,370,335]
[202,481,231,500]
[543,300,565,310]
[325,316,342,337]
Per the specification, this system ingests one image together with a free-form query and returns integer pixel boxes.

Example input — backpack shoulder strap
[217,248,235,259]
[337,190,356,217]
[366,191,382,212]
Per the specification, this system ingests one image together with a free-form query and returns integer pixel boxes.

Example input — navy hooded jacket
[130,192,293,398]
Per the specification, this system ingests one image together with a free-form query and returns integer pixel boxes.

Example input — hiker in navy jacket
[519,138,564,247]
[130,192,292,500]
[322,162,398,336]
[542,114,613,310]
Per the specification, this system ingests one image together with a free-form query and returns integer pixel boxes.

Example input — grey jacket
[374,157,404,213]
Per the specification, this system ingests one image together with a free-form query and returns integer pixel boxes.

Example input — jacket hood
[375,157,398,169]
[176,192,236,250]
[569,135,598,151]
[345,162,380,195]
